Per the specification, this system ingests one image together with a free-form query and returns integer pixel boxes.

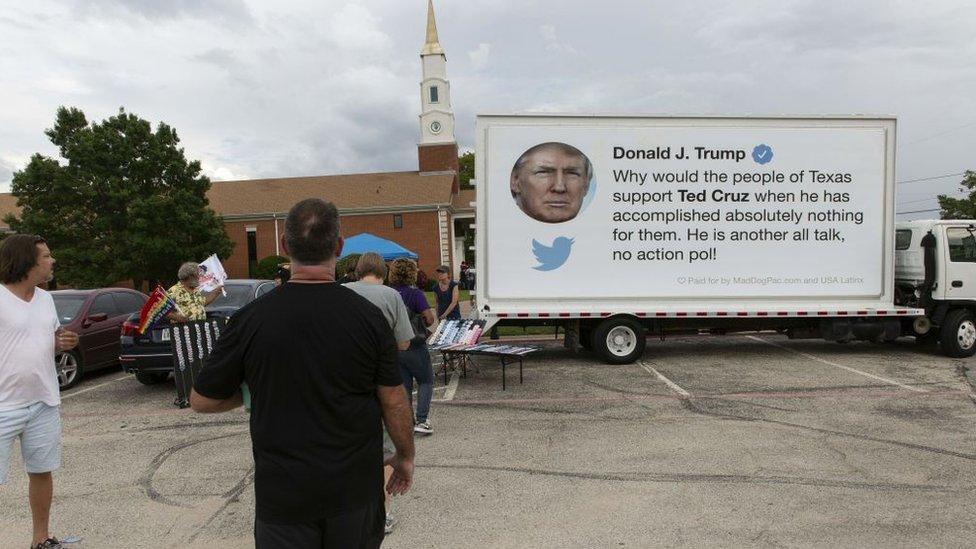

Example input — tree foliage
[938,171,976,219]
[254,255,289,280]
[5,107,233,289]
[458,151,474,190]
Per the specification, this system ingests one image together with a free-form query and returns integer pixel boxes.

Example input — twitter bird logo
[532,237,575,271]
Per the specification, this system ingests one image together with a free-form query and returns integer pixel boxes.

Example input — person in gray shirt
[343,252,412,535]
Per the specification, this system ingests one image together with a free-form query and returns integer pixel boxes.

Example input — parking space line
[432,371,459,403]
[61,373,132,399]
[745,335,926,393]
[638,361,691,398]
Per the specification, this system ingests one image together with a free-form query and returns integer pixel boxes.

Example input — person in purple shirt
[389,259,437,435]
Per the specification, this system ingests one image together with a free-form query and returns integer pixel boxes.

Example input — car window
[256,282,276,298]
[90,294,119,317]
[208,284,254,308]
[114,292,147,314]
[53,295,87,324]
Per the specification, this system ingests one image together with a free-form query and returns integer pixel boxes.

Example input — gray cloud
[70,0,253,25]
[1,0,974,218]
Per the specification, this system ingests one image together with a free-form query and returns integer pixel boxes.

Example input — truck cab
[895,219,976,357]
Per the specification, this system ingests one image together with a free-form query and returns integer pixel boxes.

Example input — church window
[429,86,439,103]
[393,214,403,229]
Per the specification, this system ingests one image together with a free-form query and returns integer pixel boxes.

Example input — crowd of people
[0,197,469,548]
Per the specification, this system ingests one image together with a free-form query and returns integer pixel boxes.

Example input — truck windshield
[895,229,912,250]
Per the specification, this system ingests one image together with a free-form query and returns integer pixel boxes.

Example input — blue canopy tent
[340,232,419,261]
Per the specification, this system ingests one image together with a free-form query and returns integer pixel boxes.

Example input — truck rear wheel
[939,309,976,358]
[592,317,645,364]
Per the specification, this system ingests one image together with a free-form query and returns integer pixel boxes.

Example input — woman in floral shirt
[167,262,223,322]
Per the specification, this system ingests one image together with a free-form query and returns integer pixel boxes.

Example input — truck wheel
[939,309,976,358]
[135,371,170,385]
[592,317,645,364]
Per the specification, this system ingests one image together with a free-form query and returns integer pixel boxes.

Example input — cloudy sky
[1,0,974,217]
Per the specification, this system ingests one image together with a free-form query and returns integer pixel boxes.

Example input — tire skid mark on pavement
[417,463,964,493]
[139,431,248,508]
[676,397,976,462]
[184,466,256,545]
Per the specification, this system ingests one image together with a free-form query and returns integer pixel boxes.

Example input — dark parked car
[120,279,275,384]
[52,288,149,389]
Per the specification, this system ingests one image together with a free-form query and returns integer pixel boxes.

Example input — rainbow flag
[138,285,177,334]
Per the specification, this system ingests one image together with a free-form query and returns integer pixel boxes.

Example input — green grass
[495,325,559,337]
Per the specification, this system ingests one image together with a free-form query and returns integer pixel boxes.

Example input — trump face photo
[510,142,592,224]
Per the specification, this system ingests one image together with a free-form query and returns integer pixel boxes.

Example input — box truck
[471,114,968,363]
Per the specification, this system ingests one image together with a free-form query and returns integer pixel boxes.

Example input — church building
[211,0,472,279]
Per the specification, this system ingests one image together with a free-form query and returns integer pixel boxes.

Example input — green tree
[458,151,474,189]
[5,107,233,289]
[254,255,289,280]
[938,171,976,219]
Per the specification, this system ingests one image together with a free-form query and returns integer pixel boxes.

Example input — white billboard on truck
[474,115,924,363]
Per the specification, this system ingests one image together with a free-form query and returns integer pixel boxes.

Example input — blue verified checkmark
[752,144,773,165]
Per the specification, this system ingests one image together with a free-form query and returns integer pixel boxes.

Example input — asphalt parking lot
[2,334,976,547]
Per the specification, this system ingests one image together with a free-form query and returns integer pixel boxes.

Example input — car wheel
[135,371,170,385]
[56,351,83,390]
[940,309,976,358]
[592,317,646,364]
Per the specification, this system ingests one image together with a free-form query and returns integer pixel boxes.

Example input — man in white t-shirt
[0,234,79,549]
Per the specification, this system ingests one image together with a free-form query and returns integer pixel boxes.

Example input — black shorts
[254,498,385,549]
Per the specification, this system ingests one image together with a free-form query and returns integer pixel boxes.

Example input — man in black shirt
[190,198,416,548]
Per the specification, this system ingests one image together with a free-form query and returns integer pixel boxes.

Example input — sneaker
[413,420,433,435]
[32,538,62,549]
[385,513,397,534]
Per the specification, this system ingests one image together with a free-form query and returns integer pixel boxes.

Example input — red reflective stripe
[876,310,888,315]
[836,311,849,316]
[636,312,647,317]
[516,313,530,318]
[496,313,509,318]
[736,312,749,317]
[696,312,708,317]
[797,311,809,316]
[717,312,728,316]
[558,313,571,317]
[776,312,789,316]
[600,312,611,317]
[856,311,868,315]
[538,313,550,317]
[580,313,592,317]
[817,311,829,316]
[756,312,769,317]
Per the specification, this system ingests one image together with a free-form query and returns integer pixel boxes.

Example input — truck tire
[939,309,976,358]
[135,371,170,385]
[592,317,645,364]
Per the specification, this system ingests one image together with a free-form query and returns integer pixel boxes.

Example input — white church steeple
[419,0,455,145]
